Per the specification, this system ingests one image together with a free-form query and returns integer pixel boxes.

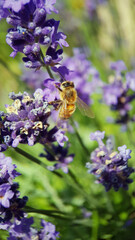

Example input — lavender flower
[0,0,9,20]
[86,131,134,191]
[126,70,135,91]
[1,0,68,68]
[3,0,30,12]
[102,61,135,129]
[0,90,68,152]
[0,153,59,239]
[7,218,59,239]
[40,144,74,173]
[0,153,28,224]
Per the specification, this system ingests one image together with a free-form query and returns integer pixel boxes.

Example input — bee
[49,81,94,120]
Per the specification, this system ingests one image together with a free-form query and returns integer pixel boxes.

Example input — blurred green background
[1,0,135,239]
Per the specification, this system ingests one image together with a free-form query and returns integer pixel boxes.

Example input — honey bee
[49,81,94,120]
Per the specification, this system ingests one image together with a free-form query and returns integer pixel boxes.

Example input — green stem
[45,65,54,79]
[43,144,90,202]
[40,49,54,79]
[14,147,63,178]
[91,211,99,240]
[25,206,75,221]
[65,169,92,205]
[70,117,90,157]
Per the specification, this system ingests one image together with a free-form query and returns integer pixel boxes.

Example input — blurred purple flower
[102,61,135,129]
[126,70,135,91]
[21,66,49,90]
[3,0,30,12]
[110,60,127,75]
[86,131,134,191]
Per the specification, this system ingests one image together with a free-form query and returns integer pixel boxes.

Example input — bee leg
[54,84,62,92]
[48,100,62,105]
[48,100,63,111]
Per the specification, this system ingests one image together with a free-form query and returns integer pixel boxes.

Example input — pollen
[105,159,112,165]
[97,151,105,157]
[96,169,102,175]
[14,99,21,110]
[6,106,18,114]
[33,121,43,129]
[109,152,117,158]
[22,96,32,103]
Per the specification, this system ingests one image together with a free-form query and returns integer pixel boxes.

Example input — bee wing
[76,96,95,118]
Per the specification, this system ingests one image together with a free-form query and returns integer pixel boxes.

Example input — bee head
[61,81,74,89]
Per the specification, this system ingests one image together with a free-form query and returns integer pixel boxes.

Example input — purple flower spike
[0,0,9,20]
[86,131,134,191]
[110,60,127,74]
[102,60,135,129]
[4,0,31,12]
[44,0,58,14]
[54,129,68,147]
[40,219,59,239]
[0,89,70,151]
[2,0,67,68]
[60,48,103,105]
[8,218,59,239]
[126,70,135,91]
[0,153,28,225]
[118,145,131,162]
[90,131,105,146]
[40,144,74,173]
[0,183,14,208]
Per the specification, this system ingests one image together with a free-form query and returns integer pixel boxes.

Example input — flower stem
[14,147,63,178]
[70,117,90,157]
[45,64,54,79]
[25,206,75,221]
[66,169,92,205]
[40,49,54,79]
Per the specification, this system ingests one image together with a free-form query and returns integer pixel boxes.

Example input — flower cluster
[0,153,28,224]
[40,144,74,173]
[0,0,68,68]
[86,131,134,191]
[0,89,68,152]
[0,153,59,239]
[6,218,59,239]
[102,60,135,130]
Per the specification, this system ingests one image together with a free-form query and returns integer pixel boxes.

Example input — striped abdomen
[59,103,76,119]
